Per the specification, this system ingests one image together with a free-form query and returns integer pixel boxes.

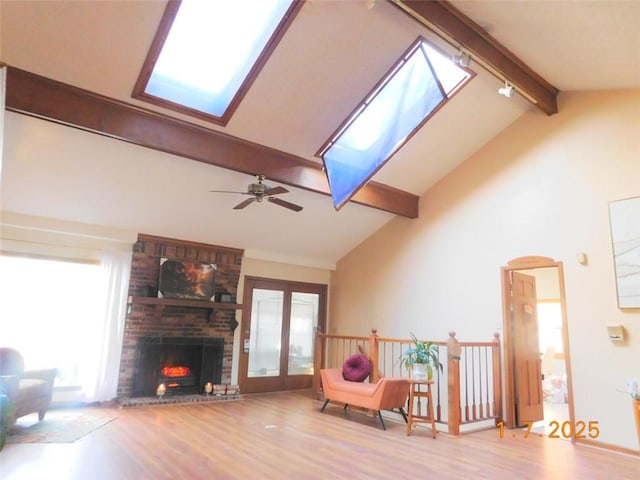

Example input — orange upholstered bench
[320,368,410,430]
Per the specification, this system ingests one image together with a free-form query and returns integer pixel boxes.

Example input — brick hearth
[117,234,243,399]
[117,393,241,408]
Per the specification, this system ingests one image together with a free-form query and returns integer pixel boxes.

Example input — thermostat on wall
[606,324,625,342]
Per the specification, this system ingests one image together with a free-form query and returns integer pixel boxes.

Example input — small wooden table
[406,379,437,438]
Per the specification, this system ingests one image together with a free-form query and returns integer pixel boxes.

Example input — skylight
[133,0,298,124]
[318,37,473,211]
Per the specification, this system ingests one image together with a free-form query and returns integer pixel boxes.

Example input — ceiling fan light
[214,174,303,212]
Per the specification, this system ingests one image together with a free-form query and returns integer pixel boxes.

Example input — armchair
[0,348,57,423]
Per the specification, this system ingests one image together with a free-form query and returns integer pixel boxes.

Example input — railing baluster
[480,348,483,418]
[464,347,469,422]
[484,347,490,418]
[472,346,477,420]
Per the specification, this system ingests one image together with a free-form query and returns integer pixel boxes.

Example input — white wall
[330,90,640,450]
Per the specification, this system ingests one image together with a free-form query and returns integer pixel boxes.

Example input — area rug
[6,409,117,444]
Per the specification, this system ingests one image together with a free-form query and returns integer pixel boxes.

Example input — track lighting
[498,81,515,98]
[452,50,471,68]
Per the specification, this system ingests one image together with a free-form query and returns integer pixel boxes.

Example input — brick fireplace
[132,336,224,397]
[117,234,243,399]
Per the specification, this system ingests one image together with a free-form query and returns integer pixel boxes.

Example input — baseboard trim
[575,437,640,457]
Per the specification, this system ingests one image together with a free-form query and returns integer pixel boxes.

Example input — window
[0,255,103,388]
[317,37,473,210]
[133,0,300,125]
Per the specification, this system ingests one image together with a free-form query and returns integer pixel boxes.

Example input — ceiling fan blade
[209,189,250,194]
[233,198,256,210]
[267,197,303,212]
[264,185,288,196]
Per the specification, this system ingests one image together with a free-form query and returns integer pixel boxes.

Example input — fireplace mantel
[127,296,242,324]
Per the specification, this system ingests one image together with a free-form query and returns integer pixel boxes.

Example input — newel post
[369,328,380,383]
[447,331,462,435]
[633,398,640,447]
[312,326,324,400]
[492,332,503,424]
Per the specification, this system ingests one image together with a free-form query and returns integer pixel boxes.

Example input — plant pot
[0,394,9,452]
[411,364,428,380]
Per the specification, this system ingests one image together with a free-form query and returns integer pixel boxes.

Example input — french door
[239,277,326,394]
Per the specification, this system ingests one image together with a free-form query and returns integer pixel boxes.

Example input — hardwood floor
[1,391,638,479]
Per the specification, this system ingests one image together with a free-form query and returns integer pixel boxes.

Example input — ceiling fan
[209,174,303,212]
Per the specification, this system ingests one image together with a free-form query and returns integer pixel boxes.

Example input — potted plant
[0,393,12,451]
[400,333,443,380]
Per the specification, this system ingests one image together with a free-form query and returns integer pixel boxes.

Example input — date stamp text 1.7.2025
[497,420,600,439]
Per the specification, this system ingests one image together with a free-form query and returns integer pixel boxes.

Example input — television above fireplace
[158,258,216,301]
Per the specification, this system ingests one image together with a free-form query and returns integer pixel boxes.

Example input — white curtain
[81,249,132,402]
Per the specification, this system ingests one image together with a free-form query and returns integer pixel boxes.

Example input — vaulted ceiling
[2,1,639,268]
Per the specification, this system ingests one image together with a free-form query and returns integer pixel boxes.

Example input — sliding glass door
[239,277,326,394]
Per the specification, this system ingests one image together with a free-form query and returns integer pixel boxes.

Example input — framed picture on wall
[158,258,217,301]
[609,195,640,308]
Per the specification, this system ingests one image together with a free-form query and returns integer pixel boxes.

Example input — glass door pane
[240,277,326,394]
[247,288,284,378]
[287,292,319,375]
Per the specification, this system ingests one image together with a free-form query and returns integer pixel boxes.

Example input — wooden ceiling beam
[394,0,559,115]
[4,66,419,218]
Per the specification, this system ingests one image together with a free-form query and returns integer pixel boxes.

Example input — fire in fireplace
[133,337,224,397]
[160,366,194,388]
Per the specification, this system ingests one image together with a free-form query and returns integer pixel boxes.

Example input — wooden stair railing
[313,328,502,435]
[634,398,640,448]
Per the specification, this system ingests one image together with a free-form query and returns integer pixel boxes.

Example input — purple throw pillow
[342,354,371,382]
